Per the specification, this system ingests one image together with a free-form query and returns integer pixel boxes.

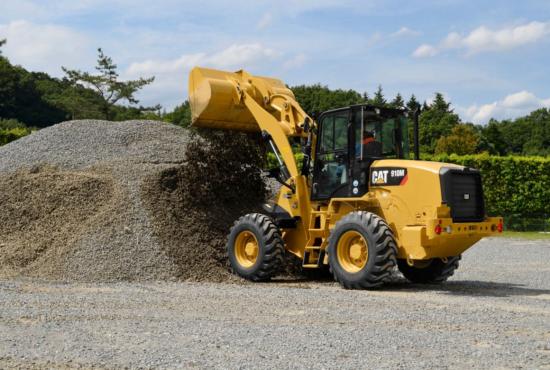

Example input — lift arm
[189,67,318,259]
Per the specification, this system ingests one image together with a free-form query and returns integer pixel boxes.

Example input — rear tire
[227,213,284,281]
[397,256,461,284]
[327,211,397,289]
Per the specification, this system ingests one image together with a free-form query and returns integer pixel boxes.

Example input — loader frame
[188,67,502,270]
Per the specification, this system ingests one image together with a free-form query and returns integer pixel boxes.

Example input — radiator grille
[440,169,485,222]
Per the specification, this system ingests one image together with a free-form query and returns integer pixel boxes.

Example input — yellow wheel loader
[188,67,503,289]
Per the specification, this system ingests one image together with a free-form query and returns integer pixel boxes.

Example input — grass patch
[496,231,550,240]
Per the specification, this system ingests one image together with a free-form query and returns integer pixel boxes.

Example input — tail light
[497,219,503,233]
[435,220,442,235]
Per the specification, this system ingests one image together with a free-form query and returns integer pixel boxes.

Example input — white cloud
[126,43,279,108]
[211,44,277,68]
[453,21,550,54]
[441,32,462,49]
[412,44,438,58]
[0,20,91,75]
[391,26,420,37]
[127,53,205,75]
[128,43,276,76]
[413,21,550,58]
[460,91,550,124]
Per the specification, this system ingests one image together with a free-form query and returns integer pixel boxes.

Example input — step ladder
[302,210,329,268]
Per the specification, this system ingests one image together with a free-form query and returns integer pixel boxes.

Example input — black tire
[227,213,284,281]
[397,256,461,284]
[327,211,397,289]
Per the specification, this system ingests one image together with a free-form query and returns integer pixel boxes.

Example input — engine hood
[371,159,465,175]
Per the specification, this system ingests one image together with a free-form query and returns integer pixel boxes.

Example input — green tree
[46,82,105,120]
[518,108,550,156]
[406,94,420,112]
[291,84,364,116]
[0,58,67,127]
[435,124,480,155]
[419,93,460,153]
[372,85,386,107]
[390,93,405,108]
[62,48,155,120]
[422,101,430,111]
[479,119,506,155]
[431,92,451,111]
[404,95,421,153]
[477,110,550,156]
[164,101,192,127]
[110,104,162,121]
[0,39,5,55]
[496,119,530,154]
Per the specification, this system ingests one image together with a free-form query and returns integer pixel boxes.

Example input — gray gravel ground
[1,237,549,369]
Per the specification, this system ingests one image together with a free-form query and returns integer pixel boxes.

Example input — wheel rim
[336,230,368,273]
[234,230,259,268]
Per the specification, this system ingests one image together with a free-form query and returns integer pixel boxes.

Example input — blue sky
[1,0,550,123]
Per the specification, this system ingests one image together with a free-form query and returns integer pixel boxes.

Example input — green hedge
[430,154,550,230]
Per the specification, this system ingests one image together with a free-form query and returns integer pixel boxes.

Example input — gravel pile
[0,120,266,282]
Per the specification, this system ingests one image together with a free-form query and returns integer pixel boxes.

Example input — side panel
[368,160,447,254]
[325,159,496,260]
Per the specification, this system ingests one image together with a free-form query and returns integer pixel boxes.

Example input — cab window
[320,114,348,152]
[313,112,349,199]
[354,112,409,159]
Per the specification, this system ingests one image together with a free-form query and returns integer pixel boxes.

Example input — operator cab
[311,105,410,200]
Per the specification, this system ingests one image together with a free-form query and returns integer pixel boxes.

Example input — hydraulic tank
[188,67,295,132]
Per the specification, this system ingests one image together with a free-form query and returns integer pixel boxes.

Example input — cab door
[311,110,351,200]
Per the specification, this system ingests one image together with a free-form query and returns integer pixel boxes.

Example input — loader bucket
[188,67,294,132]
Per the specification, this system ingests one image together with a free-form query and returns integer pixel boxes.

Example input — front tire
[227,213,284,281]
[397,256,461,284]
[327,211,397,289]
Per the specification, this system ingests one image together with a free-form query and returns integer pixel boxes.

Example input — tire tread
[328,211,397,289]
[227,213,284,281]
[397,255,461,284]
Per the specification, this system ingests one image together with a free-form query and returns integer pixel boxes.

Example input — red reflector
[435,222,442,235]
[497,219,503,233]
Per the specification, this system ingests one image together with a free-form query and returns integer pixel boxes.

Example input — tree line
[291,85,550,157]
[1,40,548,156]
